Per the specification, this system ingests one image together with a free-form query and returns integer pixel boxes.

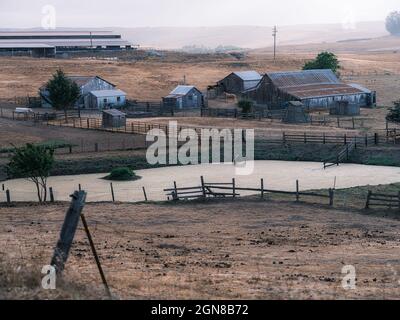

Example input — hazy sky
[0,0,399,28]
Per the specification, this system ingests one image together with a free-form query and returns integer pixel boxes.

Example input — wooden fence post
[329,188,334,206]
[142,187,148,202]
[366,191,372,209]
[50,191,86,274]
[261,178,264,199]
[49,187,55,203]
[398,192,400,212]
[1,184,4,191]
[200,176,206,199]
[110,183,115,202]
[232,178,236,198]
[374,133,379,145]
[296,180,299,202]
[6,189,10,204]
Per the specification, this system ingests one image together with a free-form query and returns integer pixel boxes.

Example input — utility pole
[272,26,278,61]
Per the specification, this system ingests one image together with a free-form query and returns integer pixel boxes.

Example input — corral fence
[125,100,201,117]
[164,176,335,206]
[365,191,400,211]
[323,139,357,169]
[282,132,378,147]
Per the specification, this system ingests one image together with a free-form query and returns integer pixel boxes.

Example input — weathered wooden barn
[88,89,126,109]
[40,76,117,109]
[215,71,262,95]
[102,109,126,128]
[162,85,203,109]
[242,69,376,110]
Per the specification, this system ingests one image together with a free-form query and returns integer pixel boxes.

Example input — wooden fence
[323,139,357,169]
[365,191,400,210]
[164,177,335,206]
[283,132,378,147]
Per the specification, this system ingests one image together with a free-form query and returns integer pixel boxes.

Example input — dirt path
[2,161,400,202]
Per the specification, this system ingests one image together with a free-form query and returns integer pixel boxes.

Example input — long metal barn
[0,30,135,57]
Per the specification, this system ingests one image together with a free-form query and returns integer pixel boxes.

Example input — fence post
[365,191,372,209]
[173,181,179,201]
[200,176,206,199]
[110,183,115,202]
[304,133,307,144]
[6,189,11,204]
[261,178,264,199]
[352,117,355,129]
[296,180,299,202]
[374,133,379,145]
[282,132,286,144]
[337,117,340,128]
[49,187,55,203]
[232,178,236,198]
[1,184,4,191]
[329,188,334,206]
[142,187,148,202]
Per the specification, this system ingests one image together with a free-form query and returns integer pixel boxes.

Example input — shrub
[103,167,139,181]
[386,100,400,123]
[237,99,253,114]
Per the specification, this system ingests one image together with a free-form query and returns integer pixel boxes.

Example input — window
[117,96,121,102]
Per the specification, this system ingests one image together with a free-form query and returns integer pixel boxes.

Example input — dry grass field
[1,199,400,299]
[0,49,399,106]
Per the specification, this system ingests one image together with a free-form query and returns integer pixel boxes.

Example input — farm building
[102,109,126,128]
[88,89,126,109]
[40,76,120,109]
[282,101,310,124]
[162,85,204,109]
[0,30,134,57]
[243,69,376,110]
[215,71,262,95]
[329,101,360,116]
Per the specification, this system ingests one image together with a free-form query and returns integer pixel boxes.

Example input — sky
[0,0,399,28]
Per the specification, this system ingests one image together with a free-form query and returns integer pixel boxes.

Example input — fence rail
[365,191,400,210]
[164,177,335,206]
[323,139,357,169]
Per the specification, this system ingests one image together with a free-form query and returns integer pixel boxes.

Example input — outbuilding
[216,71,262,95]
[162,85,203,109]
[89,89,126,109]
[102,109,126,128]
[243,69,376,110]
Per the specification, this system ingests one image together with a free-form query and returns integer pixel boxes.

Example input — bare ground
[1,200,399,300]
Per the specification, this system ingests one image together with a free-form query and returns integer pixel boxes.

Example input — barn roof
[267,69,340,88]
[102,109,126,116]
[166,85,201,97]
[90,89,126,98]
[233,71,262,81]
[266,70,367,99]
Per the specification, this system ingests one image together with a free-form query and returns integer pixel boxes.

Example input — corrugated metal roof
[0,43,54,49]
[90,89,126,98]
[285,84,364,99]
[0,39,131,47]
[348,83,372,94]
[233,71,262,81]
[170,85,196,96]
[267,69,340,88]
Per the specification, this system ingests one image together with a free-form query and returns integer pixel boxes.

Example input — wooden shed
[163,85,203,109]
[282,101,310,124]
[216,71,262,95]
[102,109,126,128]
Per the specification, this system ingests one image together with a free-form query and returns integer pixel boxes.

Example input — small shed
[89,89,127,110]
[217,71,262,95]
[329,101,360,116]
[282,101,310,124]
[163,85,203,109]
[102,109,126,128]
